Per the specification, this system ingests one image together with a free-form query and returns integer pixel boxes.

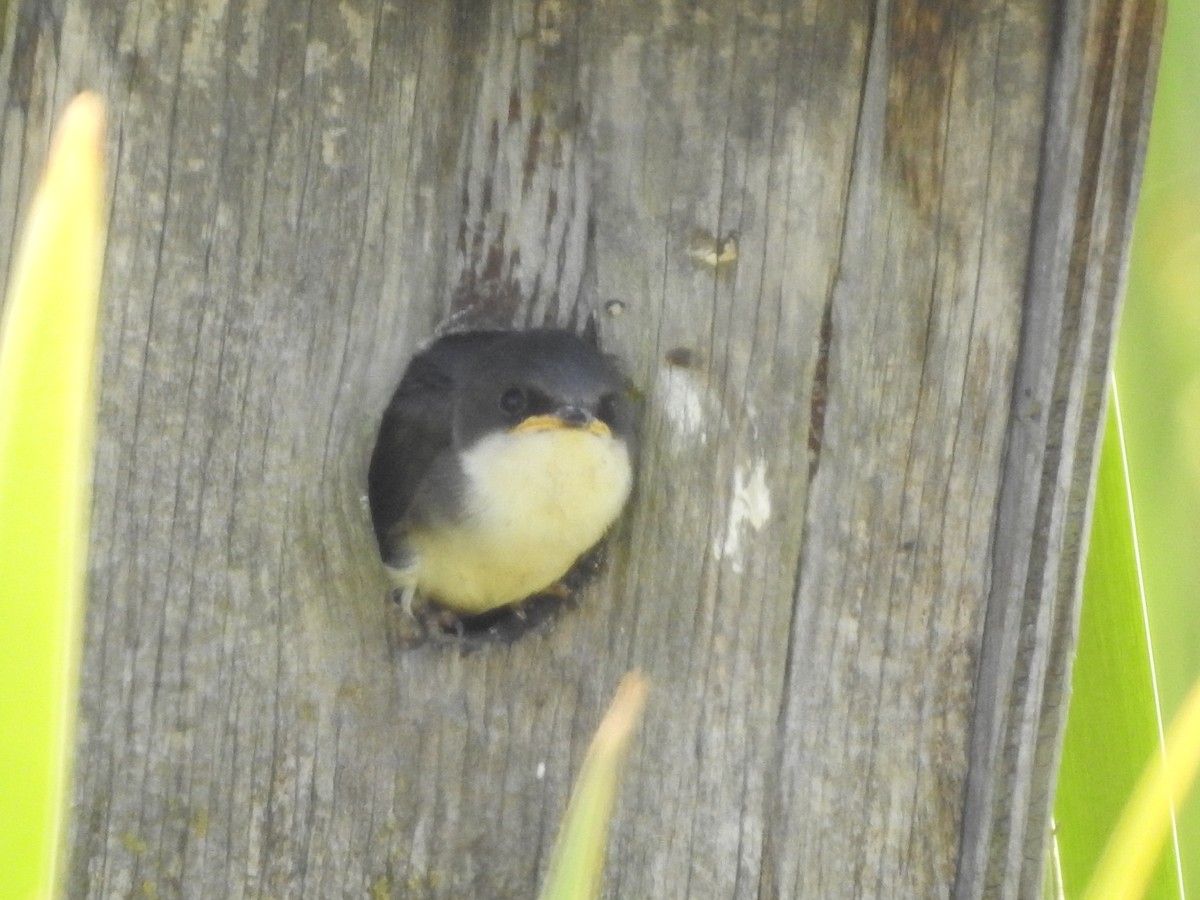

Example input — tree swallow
[368,328,635,624]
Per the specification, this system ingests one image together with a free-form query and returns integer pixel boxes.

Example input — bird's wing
[367,331,507,561]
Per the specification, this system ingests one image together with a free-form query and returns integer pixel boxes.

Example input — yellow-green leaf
[0,92,106,899]
[539,671,648,900]
[1086,675,1200,899]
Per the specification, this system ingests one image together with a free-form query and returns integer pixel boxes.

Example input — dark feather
[367,331,508,559]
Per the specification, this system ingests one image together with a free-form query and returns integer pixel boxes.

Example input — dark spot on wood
[470,224,485,263]
[885,0,960,214]
[8,3,62,112]
[537,0,565,47]
[808,297,834,479]
[581,312,599,346]
[482,241,504,281]
[480,175,493,213]
[666,347,698,368]
[445,0,490,148]
[523,114,544,195]
[120,49,147,91]
[449,276,523,327]
[546,188,557,225]
[449,0,488,42]
[458,181,473,254]
[508,88,521,123]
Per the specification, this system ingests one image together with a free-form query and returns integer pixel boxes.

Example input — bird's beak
[510,407,612,437]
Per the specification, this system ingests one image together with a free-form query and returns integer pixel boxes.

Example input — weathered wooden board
[0,0,1160,896]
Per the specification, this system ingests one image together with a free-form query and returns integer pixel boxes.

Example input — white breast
[408,429,632,614]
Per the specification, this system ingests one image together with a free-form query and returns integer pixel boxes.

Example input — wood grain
[0,0,1160,896]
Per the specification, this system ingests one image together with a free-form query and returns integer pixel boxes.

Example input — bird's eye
[597,393,621,427]
[500,387,527,418]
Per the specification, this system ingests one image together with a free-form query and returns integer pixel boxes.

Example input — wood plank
[0,0,1161,896]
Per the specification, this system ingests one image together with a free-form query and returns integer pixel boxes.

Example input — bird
[367,328,635,623]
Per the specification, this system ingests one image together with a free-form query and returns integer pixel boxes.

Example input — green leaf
[1053,386,1182,898]
[1086,675,1200,899]
[539,671,648,900]
[0,93,106,899]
